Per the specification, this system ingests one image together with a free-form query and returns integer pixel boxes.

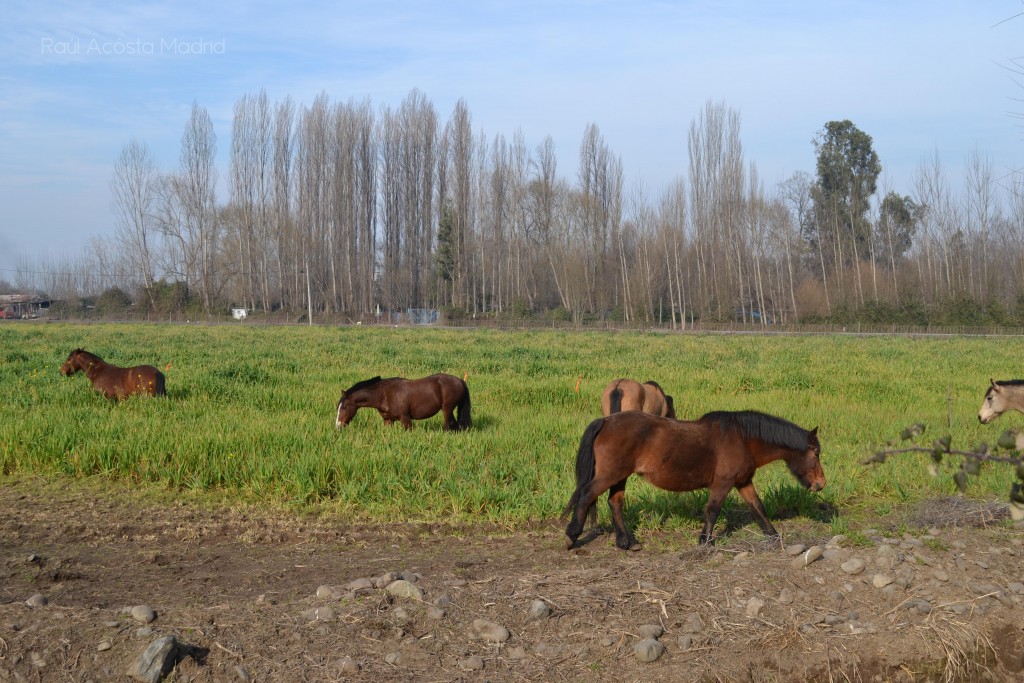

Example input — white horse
[978,379,1024,423]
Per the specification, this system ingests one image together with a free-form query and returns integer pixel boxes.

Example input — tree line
[7,89,1024,327]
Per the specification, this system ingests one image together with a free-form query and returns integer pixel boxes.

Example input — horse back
[119,364,165,398]
[595,412,723,492]
[602,379,644,416]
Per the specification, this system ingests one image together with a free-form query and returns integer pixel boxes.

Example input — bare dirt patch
[1,480,1022,682]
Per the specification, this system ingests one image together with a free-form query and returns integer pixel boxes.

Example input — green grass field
[1,323,1021,540]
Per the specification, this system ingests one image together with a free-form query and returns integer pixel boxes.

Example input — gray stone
[822,548,844,562]
[315,585,339,600]
[840,558,866,575]
[336,657,360,673]
[426,606,445,620]
[745,597,765,617]
[135,627,153,639]
[872,574,894,589]
[784,543,808,556]
[680,612,704,633]
[384,651,402,665]
[373,572,400,589]
[777,588,795,605]
[507,645,529,659]
[527,599,552,620]
[637,624,664,639]
[97,641,112,652]
[126,636,177,683]
[458,656,485,670]
[791,546,823,568]
[130,606,156,625]
[24,594,47,608]
[471,618,510,643]
[301,606,334,622]
[385,580,424,601]
[233,665,251,683]
[633,638,665,663]
[345,578,374,593]
[677,634,693,651]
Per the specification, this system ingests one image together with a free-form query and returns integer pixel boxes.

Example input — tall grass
[1,323,1020,536]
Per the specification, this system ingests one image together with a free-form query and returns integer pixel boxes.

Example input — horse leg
[607,480,641,551]
[566,479,610,549]
[400,415,414,430]
[441,406,456,431]
[735,483,779,539]
[700,482,733,545]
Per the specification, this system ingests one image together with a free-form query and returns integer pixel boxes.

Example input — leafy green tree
[95,287,132,316]
[436,202,457,289]
[876,191,920,260]
[810,120,882,268]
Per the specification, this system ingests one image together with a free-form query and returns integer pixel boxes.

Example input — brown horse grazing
[565,410,824,551]
[978,379,1024,423]
[60,348,166,399]
[601,378,676,418]
[335,374,471,431]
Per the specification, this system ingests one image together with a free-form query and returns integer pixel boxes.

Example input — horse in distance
[978,379,1024,423]
[564,409,824,551]
[335,373,471,431]
[601,378,676,418]
[60,348,166,399]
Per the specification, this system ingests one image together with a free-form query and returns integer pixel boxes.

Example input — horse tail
[563,417,604,525]
[456,380,472,429]
[154,370,167,397]
[608,386,623,414]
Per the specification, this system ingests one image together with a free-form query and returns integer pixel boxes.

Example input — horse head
[979,379,1005,424]
[335,390,356,428]
[60,348,86,376]
[788,426,825,492]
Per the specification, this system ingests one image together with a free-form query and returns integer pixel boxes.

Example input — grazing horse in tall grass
[601,378,676,418]
[60,348,166,399]
[335,374,471,431]
[564,410,824,551]
[978,379,1024,423]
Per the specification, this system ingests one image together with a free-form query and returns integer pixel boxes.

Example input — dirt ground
[1,479,1023,683]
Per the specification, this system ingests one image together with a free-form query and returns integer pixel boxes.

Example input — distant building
[231,308,248,320]
[0,294,50,319]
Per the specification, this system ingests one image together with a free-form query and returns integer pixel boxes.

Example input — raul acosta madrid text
[41,37,226,56]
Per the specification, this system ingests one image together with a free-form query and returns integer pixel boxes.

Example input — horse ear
[991,378,999,391]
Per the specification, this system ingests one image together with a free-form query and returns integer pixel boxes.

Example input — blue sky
[1,1,1021,275]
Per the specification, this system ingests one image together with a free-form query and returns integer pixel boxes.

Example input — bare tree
[111,138,160,308]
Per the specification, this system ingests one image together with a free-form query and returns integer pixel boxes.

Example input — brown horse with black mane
[60,348,166,399]
[335,373,471,431]
[601,378,675,418]
[565,409,824,551]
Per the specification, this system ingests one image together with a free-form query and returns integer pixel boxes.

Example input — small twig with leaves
[864,423,1024,521]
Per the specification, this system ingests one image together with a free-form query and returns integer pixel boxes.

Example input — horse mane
[995,379,1024,387]
[643,380,665,393]
[345,376,384,394]
[699,410,809,451]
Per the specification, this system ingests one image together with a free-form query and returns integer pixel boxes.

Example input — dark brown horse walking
[60,348,166,399]
[565,410,824,551]
[601,378,675,418]
[335,374,471,431]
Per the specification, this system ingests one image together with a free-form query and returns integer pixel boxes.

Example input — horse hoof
[628,542,643,552]
[565,535,578,550]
